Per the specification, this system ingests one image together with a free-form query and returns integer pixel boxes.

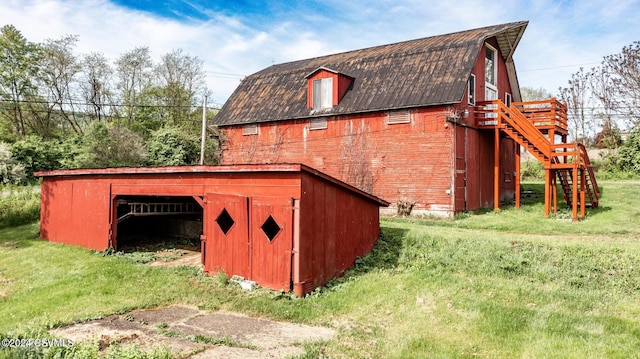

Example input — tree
[124,85,165,137]
[559,68,592,143]
[603,41,640,128]
[0,25,42,138]
[115,47,153,124]
[155,49,207,124]
[80,52,114,122]
[39,35,83,135]
[520,86,552,102]
[589,65,621,148]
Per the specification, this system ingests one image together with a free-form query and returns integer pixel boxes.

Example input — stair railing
[479,100,552,162]
[577,143,600,207]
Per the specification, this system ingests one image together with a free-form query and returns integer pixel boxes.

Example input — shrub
[617,129,640,173]
[0,142,26,185]
[9,135,65,180]
[147,126,200,166]
[71,122,148,168]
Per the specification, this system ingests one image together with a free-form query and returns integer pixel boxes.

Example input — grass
[1,181,640,358]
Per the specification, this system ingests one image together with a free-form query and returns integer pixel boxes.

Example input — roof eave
[493,21,528,62]
[489,21,528,102]
[216,101,462,127]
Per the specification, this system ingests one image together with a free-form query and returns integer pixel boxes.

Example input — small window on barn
[261,215,282,242]
[313,77,333,110]
[485,45,497,87]
[468,75,476,105]
[505,92,512,107]
[216,208,235,235]
[388,110,410,124]
[243,123,258,136]
[309,118,327,130]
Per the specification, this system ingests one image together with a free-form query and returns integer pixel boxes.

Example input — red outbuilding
[36,164,388,296]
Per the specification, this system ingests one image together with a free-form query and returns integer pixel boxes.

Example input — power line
[205,71,245,79]
[0,97,222,110]
[519,62,602,72]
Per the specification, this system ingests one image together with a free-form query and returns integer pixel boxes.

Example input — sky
[1,0,639,107]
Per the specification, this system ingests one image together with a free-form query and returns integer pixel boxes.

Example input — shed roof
[35,164,390,207]
[214,21,528,127]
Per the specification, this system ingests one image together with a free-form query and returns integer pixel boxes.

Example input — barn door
[249,197,293,291]
[204,193,250,279]
[455,126,467,212]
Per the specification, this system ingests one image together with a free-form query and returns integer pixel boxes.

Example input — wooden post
[494,128,500,211]
[552,171,557,215]
[580,169,586,219]
[544,167,551,217]
[515,144,521,209]
[572,163,579,221]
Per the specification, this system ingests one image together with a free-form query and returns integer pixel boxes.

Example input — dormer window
[306,67,353,111]
[313,77,333,110]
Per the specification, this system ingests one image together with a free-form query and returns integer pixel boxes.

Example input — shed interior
[115,195,203,252]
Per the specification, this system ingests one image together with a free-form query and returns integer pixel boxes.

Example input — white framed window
[312,77,333,110]
[388,110,410,124]
[310,118,327,130]
[468,74,476,105]
[242,123,258,135]
[505,92,512,107]
[485,44,498,101]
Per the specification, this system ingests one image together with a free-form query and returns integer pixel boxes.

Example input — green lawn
[1,181,639,358]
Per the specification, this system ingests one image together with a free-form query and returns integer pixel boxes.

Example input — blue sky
[1,0,639,106]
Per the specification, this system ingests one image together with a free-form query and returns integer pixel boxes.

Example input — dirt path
[51,305,335,358]
[147,249,202,267]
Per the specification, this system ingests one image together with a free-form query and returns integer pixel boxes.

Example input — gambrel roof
[214,21,528,126]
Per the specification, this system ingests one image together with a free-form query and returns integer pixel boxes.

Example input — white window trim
[468,74,476,105]
[505,92,512,107]
[243,123,258,135]
[388,110,411,124]
[310,118,328,130]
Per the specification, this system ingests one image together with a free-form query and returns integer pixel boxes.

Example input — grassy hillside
[1,181,639,358]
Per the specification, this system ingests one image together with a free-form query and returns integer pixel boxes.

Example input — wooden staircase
[477,99,600,221]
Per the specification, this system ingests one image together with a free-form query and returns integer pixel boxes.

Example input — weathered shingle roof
[214,21,528,126]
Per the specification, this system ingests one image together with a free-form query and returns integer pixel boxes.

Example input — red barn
[214,22,524,216]
[36,165,388,296]
[214,21,598,219]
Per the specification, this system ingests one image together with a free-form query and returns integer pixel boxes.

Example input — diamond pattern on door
[215,208,235,235]
[261,215,281,242]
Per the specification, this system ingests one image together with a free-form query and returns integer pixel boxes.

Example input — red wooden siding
[37,165,387,296]
[295,171,380,295]
[40,178,112,251]
[221,107,516,215]
[221,108,455,215]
